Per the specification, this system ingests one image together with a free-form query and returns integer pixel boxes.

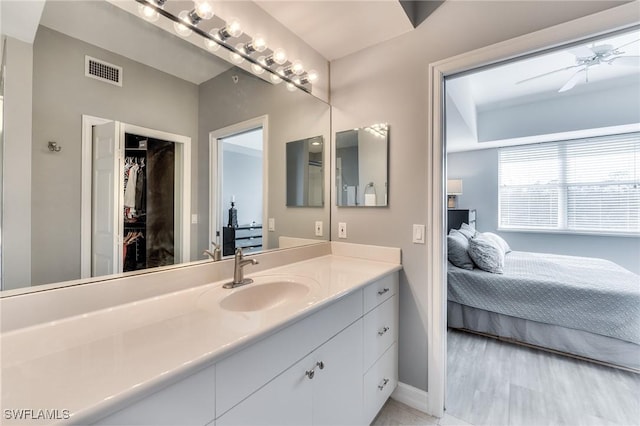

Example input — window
[498,133,640,235]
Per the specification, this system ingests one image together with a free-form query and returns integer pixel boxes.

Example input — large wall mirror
[0,0,330,294]
[336,124,389,207]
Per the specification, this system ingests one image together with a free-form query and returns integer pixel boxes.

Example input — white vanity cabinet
[217,319,363,426]
[92,272,399,426]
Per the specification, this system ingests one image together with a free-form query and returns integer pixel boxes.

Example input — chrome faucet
[223,248,259,289]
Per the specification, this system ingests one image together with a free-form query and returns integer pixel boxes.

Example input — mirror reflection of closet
[336,124,389,207]
[286,136,324,207]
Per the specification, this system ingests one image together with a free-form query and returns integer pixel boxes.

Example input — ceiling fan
[516,38,640,93]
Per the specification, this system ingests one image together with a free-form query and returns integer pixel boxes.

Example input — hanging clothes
[135,163,145,212]
[124,163,139,208]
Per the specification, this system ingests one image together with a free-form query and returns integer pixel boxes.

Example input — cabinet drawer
[215,289,362,418]
[363,343,398,425]
[363,295,397,372]
[363,273,398,314]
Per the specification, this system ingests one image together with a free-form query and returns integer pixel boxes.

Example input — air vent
[85,56,122,87]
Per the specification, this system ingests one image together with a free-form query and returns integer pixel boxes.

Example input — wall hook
[48,141,62,152]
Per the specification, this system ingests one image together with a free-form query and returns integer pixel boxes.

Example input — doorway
[209,116,268,257]
[80,115,191,279]
[426,5,638,417]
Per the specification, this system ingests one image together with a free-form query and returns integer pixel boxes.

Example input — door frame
[209,115,269,253]
[425,4,639,417]
[81,115,192,278]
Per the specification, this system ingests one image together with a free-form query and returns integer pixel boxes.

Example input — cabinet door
[312,319,364,426]
[216,354,313,426]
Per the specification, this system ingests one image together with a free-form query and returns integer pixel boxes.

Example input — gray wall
[2,37,33,290]
[448,148,640,274]
[31,26,198,286]
[198,67,330,253]
[330,0,626,392]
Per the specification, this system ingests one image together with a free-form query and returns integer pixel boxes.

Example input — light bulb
[251,63,265,75]
[205,29,221,51]
[230,43,245,64]
[251,34,267,53]
[291,60,304,76]
[276,66,286,77]
[137,4,159,22]
[286,82,297,92]
[272,48,287,65]
[173,11,192,37]
[270,73,282,84]
[306,69,318,82]
[226,18,243,38]
[193,0,214,20]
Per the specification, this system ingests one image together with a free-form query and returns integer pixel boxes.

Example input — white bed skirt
[448,301,640,371]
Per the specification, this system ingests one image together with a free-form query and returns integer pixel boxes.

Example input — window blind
[498,133,640,234]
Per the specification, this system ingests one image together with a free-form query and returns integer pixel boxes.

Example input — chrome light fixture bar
[134,0,314,93]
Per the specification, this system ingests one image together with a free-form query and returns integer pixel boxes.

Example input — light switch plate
[191,214,198,224]
[268,218,275,231]
[315,221,323,237]
[413,224,426,244]
[338,222,347,239]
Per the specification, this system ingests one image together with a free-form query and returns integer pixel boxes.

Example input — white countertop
[0,254,401,425]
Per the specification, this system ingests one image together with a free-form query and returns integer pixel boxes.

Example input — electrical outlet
[412,224,426,244]
[338,222,347,239]
[268,218,275,231]
[315,221,323,237]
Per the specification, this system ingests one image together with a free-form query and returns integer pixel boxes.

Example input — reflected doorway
[209,116,268,257]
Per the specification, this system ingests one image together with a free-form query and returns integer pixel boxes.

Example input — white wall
[330,0,627,393]
[448,148,640,274]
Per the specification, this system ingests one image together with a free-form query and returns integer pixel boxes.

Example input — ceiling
[446,27,640,152]
[254,0,415,61]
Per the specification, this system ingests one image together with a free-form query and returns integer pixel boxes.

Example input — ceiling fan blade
[568,45,595,58]
[613,38,640,51]
[609,55,640,66]
[516,65,581,85]
[558,69,586,93]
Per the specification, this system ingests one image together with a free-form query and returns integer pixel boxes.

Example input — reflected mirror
[336,124,389,207]
[286,136,324,207]
[1,0,330,294]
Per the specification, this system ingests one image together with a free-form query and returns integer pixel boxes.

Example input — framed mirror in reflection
[0,0,330,294]
[336,124,389,207]
[286,136,324,207]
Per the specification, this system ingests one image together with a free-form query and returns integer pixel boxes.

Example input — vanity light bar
[133,0,314,93]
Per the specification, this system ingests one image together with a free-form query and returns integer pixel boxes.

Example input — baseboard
[391,382,430,414]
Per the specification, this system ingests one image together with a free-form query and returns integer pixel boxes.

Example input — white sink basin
[198,275,319,313]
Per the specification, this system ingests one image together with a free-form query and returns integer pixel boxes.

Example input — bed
[447,250,640,370]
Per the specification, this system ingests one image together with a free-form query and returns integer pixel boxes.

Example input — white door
[92,121,121,276]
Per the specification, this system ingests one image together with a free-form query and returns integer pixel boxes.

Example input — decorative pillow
[468,234,505,274]
[481,232,511,253]
[447,230,474,270]
[457,223,477,240]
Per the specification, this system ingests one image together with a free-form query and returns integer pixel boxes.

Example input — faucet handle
[235,247,243,258]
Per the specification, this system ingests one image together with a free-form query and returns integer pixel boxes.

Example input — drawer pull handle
[377,288,390,296]
[378,378,390,391]
[378,326,390,336]
[305,360,325,379]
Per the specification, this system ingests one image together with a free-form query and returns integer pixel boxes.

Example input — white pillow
[468,234,505,274]
[480,232,511,254]
[457,223,477,240]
